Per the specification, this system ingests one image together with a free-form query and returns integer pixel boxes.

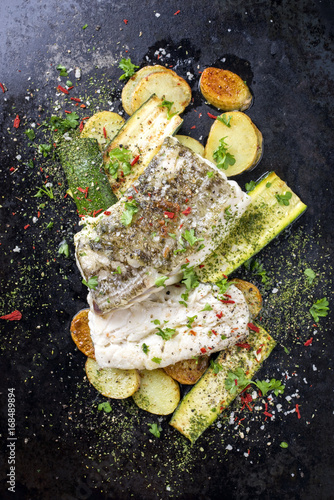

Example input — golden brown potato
[80,111,125,150]
[85,358,140,399]
[232,279,262,318]
[70,309,95,359]
[130,71,192,115]
[164,356,209,385]
[200,67,252,111]
[175,135,205,157]
[132,369,180,415]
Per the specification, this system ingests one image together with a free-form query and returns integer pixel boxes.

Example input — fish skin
[89,283,250,370]
[75,136,250,314]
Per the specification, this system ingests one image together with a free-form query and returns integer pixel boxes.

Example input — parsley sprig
[244,258,269,284]
[181,264,199,291]
[50,112,80,134]
[225,368,285,397]
[309,298,329,322]
[121,199,139,226]
[148,422,162,438]
[119,58,139,80]
[106,148,133,179]
[155,327,176,341]
[275,191,292,206]
[182,229,204,247]
[217,114,232,127]
[213,137,236,170]
[158,99,177,120]
[82,276,98,290]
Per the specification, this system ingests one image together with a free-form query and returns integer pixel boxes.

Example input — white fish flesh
[89,283,250,370]
[74,136,250,315]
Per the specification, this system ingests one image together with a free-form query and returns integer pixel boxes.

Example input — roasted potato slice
[80,111,125,150]
[232,279,262,319]
[132,369,180,415]
[175,135,205,157]
[200,67,252,111]
[204,111,262,176]
[130,71,192,115]
[163,356,209,385]
[70,309,95,359]
[121,65,171,115]
[85,358,140,399]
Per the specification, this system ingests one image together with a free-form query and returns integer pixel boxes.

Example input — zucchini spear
[169,324,276,442]
[197,172,307,282]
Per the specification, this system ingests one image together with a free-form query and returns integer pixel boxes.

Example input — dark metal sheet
[0,1,333,499]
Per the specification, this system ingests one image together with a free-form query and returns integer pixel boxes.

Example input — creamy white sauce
[89,283,250,370]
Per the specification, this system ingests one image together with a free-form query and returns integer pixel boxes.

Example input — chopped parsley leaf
[56,64,68,76]
[181,264,199,290]
[148,422,162,437]
[309,297,329,322]
[58,240,69,258]
[155,275,169,287]
[155,327,176,341]
[210,359,223,374]
[82,276,98,290]
[152,357,162,364]
[119,58,139,80]
[275,191,292,206]
[304,268,316,284]
[158,99,177,119]
[142,343,149,355]
[213,137,236,170]
[121,199,139,226]
[98,402,112,413]
[200,303,213,312]
[106,147,133,179]
[217,114,232,127]
[245,180,256,192]
[186,315,197,328]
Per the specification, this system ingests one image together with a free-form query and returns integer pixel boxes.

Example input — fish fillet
[74,136,250,314]
[89,283,250,370]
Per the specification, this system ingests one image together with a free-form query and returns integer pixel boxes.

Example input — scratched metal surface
[0,1,333,499]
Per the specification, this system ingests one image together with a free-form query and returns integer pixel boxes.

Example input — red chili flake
[295,404,301,419]
[80,104,86,108]
[207,112,217,119]
[236,343,251,350]
[0,82,6,93]
[182,207,191,215]
[77,186,89,198]
[190,125,196,129]
[179,223,183,229]
[234,379,238,386]
[128,195,133,200]
[57,85,69,94]
[101,126,107,139]
[70,97,81,102]
[256,346,263,355]
[131,154,140,166]
[123,19,128,24]
[9,167,15,172]
[185,258,190,263]
[247,323,260,333]
[211,329,218,336]
[174,10,180,15]
[199,264,205,268]
[263,411,273,418]
[216,311,223,319]
[200,347,207,354]
[37,211,41,218]
[224,293,232,299]
[189,330,197,336]
[64,110,72,114]
[79,121,84,132]
[0,310,22,321]
[133,185,138,193]
[92,209,103,217]
[104,211,111,216]
[220,299,235,304]
[304,337,313,346]
[24,224,30,230]
[164,211,175,219]
[13,115,20,128]
[67,86,74,90]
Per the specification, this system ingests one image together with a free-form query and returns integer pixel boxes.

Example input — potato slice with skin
[130,71,192,115]
[81,111,125,150]
[232,279,262,319]
[164,356,209,385]
[204,111,262,176]
[200,67,252,111]
[70,309,95,359]
[85,358,140,399]
[175,135,205,157]
[121,65,172,115]
[132,369,180,415]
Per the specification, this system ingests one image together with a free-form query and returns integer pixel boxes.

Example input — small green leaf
[275,191,292,206]
[304,268,316,285]
[186,315,197,328]
[280,441,289,449]
[121,199,139,226]
[309,297,329,322]
[152,357,162,364]
[148,422,162,437]
[155,275,169,287]
[155,327,176,341]
[142,343,149,354]
[58,240,69,258]
[200,303,213,312]
[210,359,223,374]
[98,402,112,413]
[56,64,68,77]
[119,57,139,80]
[213,137,236,170]
[82,276,98,290]
[216,114,232,127]
[82,24,88,30]
[245,180,256,192]
[182,229,204,247]
[25,128,36,141]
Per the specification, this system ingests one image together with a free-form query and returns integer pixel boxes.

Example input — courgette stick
[102,94,183,195]
[197,172,307,282]
[57,137,117,215]
[169,325,276,442]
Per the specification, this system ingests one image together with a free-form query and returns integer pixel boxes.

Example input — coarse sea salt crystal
[155,12,160,17]
[226,444,233,451]
[13,246,21,253]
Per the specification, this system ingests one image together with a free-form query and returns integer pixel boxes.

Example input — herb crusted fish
[74,136,250,315]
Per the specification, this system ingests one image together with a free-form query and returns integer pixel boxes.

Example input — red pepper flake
[80,104,86,108]
[164,211,175,219]
[236,343,251,350]
[64,110,72,114]
[13,115,20,128]
[263,411,273,418]
[131,154,140,166]
[0,310,22,321]
[37,211,41,218]
[179,223,183,229]
[0,82,6,93]
[102,126,107,139]
[123,19,128,24]
[70,97,81,102]
[77,186,89,198]
[207,112,217,119]
[199,264,205,268]
[24,224,30,230]
[304,337,313,346]
[185,258,190,263]
[9,167,15,172]
[67,86,74,90]
[295,404,301,419]
[190,125,196,129]
[104,211,111,216]
[182,207,192,215]
[133,185,138,193]
[220,299,235,304]
[128,195,133,200]
[247,322,260,333]
[256,346,263,355]
[200,347,207,354]
[57,85,69,94]
[189,330,197,336]
[174,10,180,15]
[92,209,103,217]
